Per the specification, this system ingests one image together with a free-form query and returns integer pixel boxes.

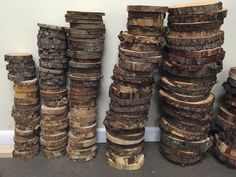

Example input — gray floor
[0,143,235,177]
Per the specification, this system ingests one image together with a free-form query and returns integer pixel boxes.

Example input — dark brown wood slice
[127,5,168,13]
[168,9,227,23]
[168,20,224,32]
[168,0,223,15]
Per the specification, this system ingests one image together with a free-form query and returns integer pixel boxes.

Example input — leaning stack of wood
[65,11,105,161]
[214,67,236,168]
[5,53,40,159]
[37,23,69,158]
[159,0,227,166]
[103,5,168,170]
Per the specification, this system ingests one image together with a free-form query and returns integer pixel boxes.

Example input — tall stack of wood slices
[214,67,236,168]
[159,0,227,166]
[5,53,40,159]
[37,23,69,158]
[65,11,105,161]
[103,5,168,170]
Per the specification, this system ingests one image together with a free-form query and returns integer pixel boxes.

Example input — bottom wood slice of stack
[214,67,236,168]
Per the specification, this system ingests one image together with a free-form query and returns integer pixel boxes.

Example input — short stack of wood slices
[214,67,236,168]
[159,0,227,166]
[37,23,69,158]
[5,53,40,159]
[65,11,105,161]
[103,5,168,170]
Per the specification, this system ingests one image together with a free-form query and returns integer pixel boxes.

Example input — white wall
[0,0,235,130]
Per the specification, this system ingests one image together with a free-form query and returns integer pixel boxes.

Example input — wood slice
[128,11,166,19]
[219,106,236,124]
[127,18,164,27]
[67,145,97,161]
[67,49,102,60]
[160,89,214,109]
[65,15,103,24]
[120,41,161,52]
[168,9,227,23]
[167,51,225,66]
[119,51,162,64]
[162,60,222,78]
[127,5,168,13]
[41,105,67,115]
[68,138,96,148]
[168,20,224,32]
[160,76,211,96]
[169,28,220,38]
[119,31,165,44]
[110,93,151,107]
[163,102,212,123]
[160,117,208,141]
[215,134,236,168]
[118,59,153,72]
[110,83,152,99]
[160,143,202,166]
[107,128,144,141]
[168,0,223,15]
[113,66,154,85]
[106,131,144,146]
[38,23,65,31]
[68,37,104,52]
[42,147,66,158]
[41,132,67,142]
[69,60,101,69]
[107,140,144,156]
[109,103,150,115]
[161,131,212,153]
[66,27,105,37]
[66,11,105,17]
[107,151,144,170]
[216,115,236,131]
[40,136,68,147]
[4,53,33,62]
[127,25,167,36]
[119,46,161,58]
[167,31,224,46]
[13,145,39,160]
[104,113,147,131]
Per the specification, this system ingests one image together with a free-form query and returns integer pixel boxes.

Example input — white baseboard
[0,127,160,145]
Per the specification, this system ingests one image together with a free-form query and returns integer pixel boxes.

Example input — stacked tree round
[104,5,168,170]
[159,0,227,166]
[65,11,105,161]
[215,67,236,168]
[5,53,40,159]
[37,23,69,158]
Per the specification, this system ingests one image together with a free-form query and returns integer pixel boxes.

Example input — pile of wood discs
[37,23,69,158]
[65,11,105,161]
[103,5,168,170]
[5,53,40,159]
[214,67,236,168]
[159,0,227,166]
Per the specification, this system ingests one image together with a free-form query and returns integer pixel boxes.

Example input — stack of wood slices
[214,67,236,168]
[37,23,69,158]
[159,0,227,166]
[5,53,40,159]
[103,5,168,170]
[65,11,105,161]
